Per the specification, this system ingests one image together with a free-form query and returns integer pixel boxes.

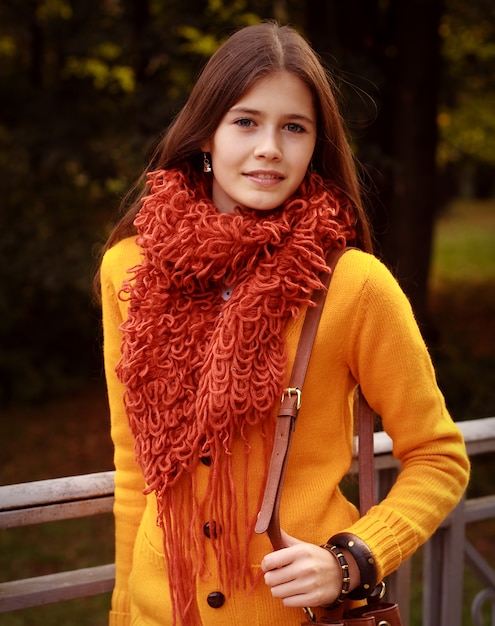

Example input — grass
[431,198,495,286]
[429,198,495,422]
[0,596,111,626]
[0,518,113,626]
[0,197,494,625]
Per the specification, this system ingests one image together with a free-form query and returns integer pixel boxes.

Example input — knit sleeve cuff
[109,611,131,626]
[342,505,419,581]
[109,588,131,626]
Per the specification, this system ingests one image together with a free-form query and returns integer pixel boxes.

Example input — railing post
[423,496,466,626]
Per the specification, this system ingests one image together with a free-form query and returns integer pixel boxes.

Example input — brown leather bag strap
[255,247,376,550]
[254,246,348,549]
[356,388,376,516]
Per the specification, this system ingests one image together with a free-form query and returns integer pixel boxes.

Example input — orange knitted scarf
[116,166,356,624]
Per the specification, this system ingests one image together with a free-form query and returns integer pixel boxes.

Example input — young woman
[100,21,470,626]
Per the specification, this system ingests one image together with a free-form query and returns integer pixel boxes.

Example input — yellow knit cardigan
[101,237,470,626]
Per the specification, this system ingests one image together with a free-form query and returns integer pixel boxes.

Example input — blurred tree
[300,0,444,328]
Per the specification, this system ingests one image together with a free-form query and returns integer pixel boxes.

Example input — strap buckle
[281,387,302,410]
[371,580,386,600]
[302,606,317,621]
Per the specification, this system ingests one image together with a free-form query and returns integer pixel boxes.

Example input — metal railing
[1,417,494,625]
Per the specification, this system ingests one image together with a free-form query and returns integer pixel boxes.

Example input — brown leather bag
[255,247,404,626]
[302,597,403,625]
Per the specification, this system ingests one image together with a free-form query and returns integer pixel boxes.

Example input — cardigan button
[203,521,219,539]
[206,591,225,608]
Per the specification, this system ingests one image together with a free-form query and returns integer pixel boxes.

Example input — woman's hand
[261,529,354,608]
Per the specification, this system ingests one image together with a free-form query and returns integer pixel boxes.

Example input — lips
[246,170,283,178]
[244,171,285,184]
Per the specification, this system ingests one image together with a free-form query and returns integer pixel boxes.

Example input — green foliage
[438,0,495,168]
[173,0,262,59]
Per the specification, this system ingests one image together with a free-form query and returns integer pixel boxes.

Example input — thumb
[279,528,304,547]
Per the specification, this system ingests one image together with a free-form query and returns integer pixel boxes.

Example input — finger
[267,571,321,606]
[261,548,291,573]
[261,529,302,572]
[281,592,315,608]
[273,573,333,608]
[263,564,295,589]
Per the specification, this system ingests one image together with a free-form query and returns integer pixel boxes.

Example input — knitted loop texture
[116,166,356,624]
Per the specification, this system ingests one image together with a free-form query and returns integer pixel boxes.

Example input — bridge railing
[1,416,494,625]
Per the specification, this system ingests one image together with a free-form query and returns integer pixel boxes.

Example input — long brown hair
[100,21,372,259]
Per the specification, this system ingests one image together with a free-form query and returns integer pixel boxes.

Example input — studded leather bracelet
[320,542,351,609]
[328,532,378,600]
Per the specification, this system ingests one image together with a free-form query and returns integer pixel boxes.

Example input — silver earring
[203,152,212,173]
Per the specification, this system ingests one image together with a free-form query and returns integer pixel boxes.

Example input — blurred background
[0,0,494,410]
[0,0,494,623]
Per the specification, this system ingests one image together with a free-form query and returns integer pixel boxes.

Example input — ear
[201,141,211,153]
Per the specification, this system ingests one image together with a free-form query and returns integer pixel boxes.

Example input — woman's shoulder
[101,236,142,285]
[336,248,395,284]
[332,248,409,307]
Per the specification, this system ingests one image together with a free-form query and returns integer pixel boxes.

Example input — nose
[253,128,282,161]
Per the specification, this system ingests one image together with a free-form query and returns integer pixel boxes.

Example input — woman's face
[202,71,317,214]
